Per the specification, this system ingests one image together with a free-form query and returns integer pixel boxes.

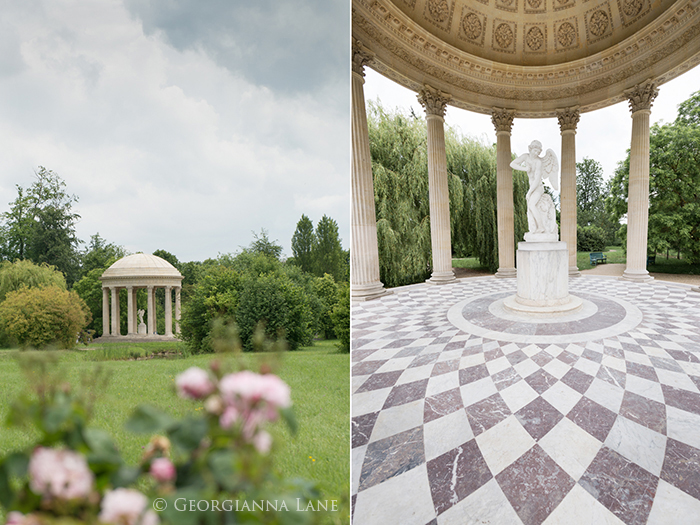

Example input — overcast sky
[364,66,700,187]
[0,0,349,263]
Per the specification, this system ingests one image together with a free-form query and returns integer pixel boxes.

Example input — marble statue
[510,140,559,241]
[138,309,145,325]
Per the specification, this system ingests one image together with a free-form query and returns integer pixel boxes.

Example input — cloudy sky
[364,66,700,188]
[0,0,349,262]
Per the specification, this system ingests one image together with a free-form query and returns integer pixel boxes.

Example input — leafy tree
[577,158,605,226]
[0,285,90,349]
[330,283,349,353]
[291,214,316,274]
[314,215,345,281]
[608,90,700,261]
[152,249,179,267]
[72,268,107,337]
[0,168,82,285]
[577,224,607,252]
[312,273,339,339]
[80,233,126,277]
[0,260,66,302]
[247,228,282,260]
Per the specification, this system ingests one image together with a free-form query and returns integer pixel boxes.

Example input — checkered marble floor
[351,276,700,525]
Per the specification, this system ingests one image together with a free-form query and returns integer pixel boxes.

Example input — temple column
[557,107,581,276]
[132,288,138,332]
[419,85,455,284]
[127,286,135,335]
[351,40,388,301]
[492,108,517,278]
[111,287,120,336]
[165,286,173,337]
[102,287,110,336]
[175,287,181,334]
[147,286,155,335]
[622,80,658,283]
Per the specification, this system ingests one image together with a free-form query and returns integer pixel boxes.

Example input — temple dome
[100,253,182,279]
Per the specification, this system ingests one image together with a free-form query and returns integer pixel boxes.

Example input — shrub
[330,283,350,353]
[577,224,607,252]
[0,285,91,349]
[0,259,66,302]
[313,273,339,339]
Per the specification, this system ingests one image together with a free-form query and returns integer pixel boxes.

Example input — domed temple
[99,253,183,340]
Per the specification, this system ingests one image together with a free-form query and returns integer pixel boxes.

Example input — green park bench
[590,252,607,266]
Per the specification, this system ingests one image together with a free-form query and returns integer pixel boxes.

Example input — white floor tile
[476,415,535,475]
[604,416,666,476]
[539,417,602,481]
[423,409,474,462]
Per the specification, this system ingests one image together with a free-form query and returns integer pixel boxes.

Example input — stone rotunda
[99,253,183,340]
[351,1,700,524]
[351,0,700,300]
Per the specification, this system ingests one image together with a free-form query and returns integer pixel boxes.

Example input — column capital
[491,108,515,134]
[625,79,659,114]
[352,38,374,78]
[418,85,451,118]
[556,106,580,133]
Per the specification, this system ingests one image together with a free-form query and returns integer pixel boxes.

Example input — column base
[569,266,581,277]
[351,282,391,302]
[427,271,456,285]
[495,267,517,278]
[620,269,654,283]
[620,268,654,282]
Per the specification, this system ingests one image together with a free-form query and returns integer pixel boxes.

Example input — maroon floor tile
[506,350,528,366]
[355,370,403,394]
[410,353,440,369]
[567,397,617,442]
[649,356,684,373]
[424,388,463,423]
[661,384,700,416]
[560,368,595,394]
[524,369,559,395]
[496,445,575,525]
[484,347,505,362]
[427,439,492,516]
[394,346,427,358]
[666,349,700,363]
[492,367,522,391]
[582,348,603,363]
[444,340,467,351]
[531,351,554,367]
[603,345,624,359]
[661,438,700,500]
[359,427,425,492]
[626,361,659,382]
[383,378,429,409]
[619,391,666,434]
[431,359,459,377]
[352,411,379,448]
[579,447,659,525]
[516,397,564,440]
[352,348,379,361]
[458,364,489,385]
[557,350,579,366]
[352,360,388,377]
[384,338,421,349]
[465,393,511,435]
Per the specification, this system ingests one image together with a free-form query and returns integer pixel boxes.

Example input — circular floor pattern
[448,291,643,344]
[352,276,700,525]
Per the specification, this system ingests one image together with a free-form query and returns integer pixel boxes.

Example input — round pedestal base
[503,293,583,317]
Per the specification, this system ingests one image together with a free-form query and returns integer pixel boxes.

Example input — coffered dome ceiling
[352,0,700,116]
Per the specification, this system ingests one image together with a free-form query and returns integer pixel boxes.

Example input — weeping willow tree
[368,101,528,287]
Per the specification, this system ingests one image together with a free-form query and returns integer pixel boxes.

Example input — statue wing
[543,149,559,191]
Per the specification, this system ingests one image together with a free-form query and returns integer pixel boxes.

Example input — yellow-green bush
[0,285,91,349]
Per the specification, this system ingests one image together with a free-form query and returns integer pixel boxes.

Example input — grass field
[452,257,489,270]
[576,245,626,270]
[0,339,349,519]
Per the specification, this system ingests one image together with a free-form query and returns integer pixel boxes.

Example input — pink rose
[28,447,93,500]
[99,488,159,525]
[253,431,272,454]
[149,457,176,483]
[219,371,291,409]
[6,512,25,525]
[175,367,215,399]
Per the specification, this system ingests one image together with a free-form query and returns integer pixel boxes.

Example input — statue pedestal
[504,241,582,315]
[138,322,147,335]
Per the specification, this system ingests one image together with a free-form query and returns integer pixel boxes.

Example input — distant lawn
[577,246,626,270]
[648,256,700,275]
[0,339,349,519]
[452,257,490,270]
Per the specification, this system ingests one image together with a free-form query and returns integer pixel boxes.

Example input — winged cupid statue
[510,140,560,241]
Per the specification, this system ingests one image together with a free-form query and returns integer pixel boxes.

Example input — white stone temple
[99,253,183,340]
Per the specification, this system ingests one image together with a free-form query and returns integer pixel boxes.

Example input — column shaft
[351,42,387,301]
[492,109,516,278]
[111,288,120,336]
[102,287,110,336]
[147,286,155,335]
[165,286,173,337]
[175,287,181,334]
[622,80,657,282]
[127,286,135,335]
[558,107,580,276]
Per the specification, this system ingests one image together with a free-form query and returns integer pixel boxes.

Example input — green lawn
[648,256,700,275]
[452,257,490,270]
[576,245,626,270]
[0,340,349,518]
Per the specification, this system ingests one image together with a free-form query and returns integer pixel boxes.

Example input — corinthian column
[351,39,388,301]
[418,85,455,284]
[557,107,580,276]
[622,80,658,283]
[492,108,516,278]
[102,287,110,336]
